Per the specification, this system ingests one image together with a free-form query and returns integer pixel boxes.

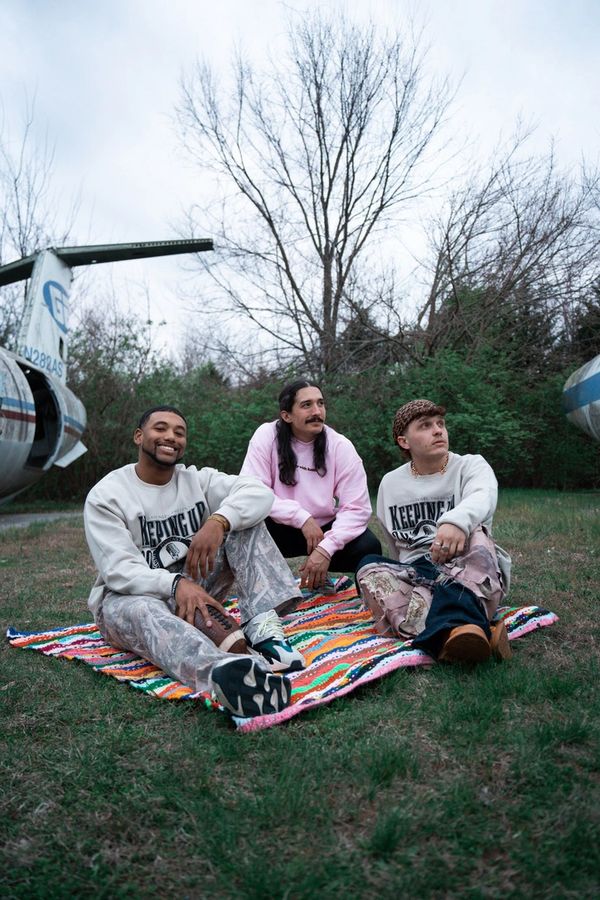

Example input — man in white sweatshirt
[356,399,512,664]
[241,379,381,592]
[84,405,304,718]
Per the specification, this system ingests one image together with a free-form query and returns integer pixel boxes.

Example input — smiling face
[134,410,187,482]
[397,414,449,470]
[280,386,326,442]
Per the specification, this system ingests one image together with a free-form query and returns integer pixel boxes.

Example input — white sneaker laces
[247,610,285,643]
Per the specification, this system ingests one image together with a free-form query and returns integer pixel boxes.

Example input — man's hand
[174,577,228,628]
[186,520,226,579]
[430,523,467,564]
[301,516,325,554]
[299,547,330,590]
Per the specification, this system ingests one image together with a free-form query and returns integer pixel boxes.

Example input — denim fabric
[408,555,490,657]
[357,550,492,659]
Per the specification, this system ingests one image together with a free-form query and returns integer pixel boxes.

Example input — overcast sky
[0,0,597,351]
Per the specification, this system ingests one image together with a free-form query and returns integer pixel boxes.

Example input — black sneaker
[209,657,291,718]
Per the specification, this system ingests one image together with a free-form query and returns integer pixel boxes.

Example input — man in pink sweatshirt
[240,379,381,591]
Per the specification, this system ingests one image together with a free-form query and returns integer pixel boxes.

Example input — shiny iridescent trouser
[356,526,507,657]
[96,523,302,693]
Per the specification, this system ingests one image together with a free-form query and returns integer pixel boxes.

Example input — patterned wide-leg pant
[356,526,508,656]
[97,522,302,693]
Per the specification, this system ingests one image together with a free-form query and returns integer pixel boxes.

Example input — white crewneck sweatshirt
[377,451,500,564]
[84,463,273,617]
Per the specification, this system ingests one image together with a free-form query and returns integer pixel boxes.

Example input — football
[194,604,249,655]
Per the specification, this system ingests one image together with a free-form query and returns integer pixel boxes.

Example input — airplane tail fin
[1,239,215,388]
[17,250,72,385]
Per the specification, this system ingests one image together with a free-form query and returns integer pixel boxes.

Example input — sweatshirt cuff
[125,570,174,601]
[214,505,242,532]
[319,534,339,558]
[291,510,313,530]
[436,513,469,536]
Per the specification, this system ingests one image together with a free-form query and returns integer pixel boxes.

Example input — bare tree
[0,100,74,347]
[418,137,600,366]
[177,13,451,376]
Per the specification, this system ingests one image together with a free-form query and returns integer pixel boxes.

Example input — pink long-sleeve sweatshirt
[240,421,373,558]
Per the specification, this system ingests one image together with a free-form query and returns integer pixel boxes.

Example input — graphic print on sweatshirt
[387,495,455,551]
[138,500,206,568]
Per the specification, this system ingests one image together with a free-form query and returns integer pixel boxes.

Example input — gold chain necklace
[410,454,449,477]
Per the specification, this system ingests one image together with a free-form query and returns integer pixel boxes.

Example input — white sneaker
[243,609,306,672]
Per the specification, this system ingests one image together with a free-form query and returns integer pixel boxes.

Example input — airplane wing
[0,239,213,287]
[0,254,37,286]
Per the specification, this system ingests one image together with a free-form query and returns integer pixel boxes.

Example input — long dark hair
[276,379,327,485]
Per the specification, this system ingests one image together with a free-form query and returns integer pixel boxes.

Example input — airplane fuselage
[563,353,600,442]
[0,239,213,503]
[0,346,86,502]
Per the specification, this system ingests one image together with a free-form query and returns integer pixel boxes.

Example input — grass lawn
[1,490,599,899]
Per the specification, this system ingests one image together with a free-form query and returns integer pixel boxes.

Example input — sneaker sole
[263,655,306,673]
[210,658,291,718]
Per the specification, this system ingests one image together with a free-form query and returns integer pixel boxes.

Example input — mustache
[305,416,324,423]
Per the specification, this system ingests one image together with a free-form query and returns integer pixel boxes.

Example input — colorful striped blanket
[6,588,558,733]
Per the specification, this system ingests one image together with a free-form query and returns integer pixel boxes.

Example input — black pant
[265,517,382,574]
[357,553,490,658]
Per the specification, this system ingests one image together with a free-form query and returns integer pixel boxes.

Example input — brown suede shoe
[489,620,512,661]
[438,624,491,663]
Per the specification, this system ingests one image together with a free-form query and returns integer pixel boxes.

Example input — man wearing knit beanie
[356,399,512,664]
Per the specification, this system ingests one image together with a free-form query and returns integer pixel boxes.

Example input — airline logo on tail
[42,280,69,334]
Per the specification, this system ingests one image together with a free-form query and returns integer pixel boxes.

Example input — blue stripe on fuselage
[563,371,600,412]
[2,397,84,433]
[63,414,85,433]
[1,396,36,413]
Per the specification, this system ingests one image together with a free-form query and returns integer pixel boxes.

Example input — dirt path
[0,511,83,531]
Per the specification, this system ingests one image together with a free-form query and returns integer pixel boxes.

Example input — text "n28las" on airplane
[0,238,212,504]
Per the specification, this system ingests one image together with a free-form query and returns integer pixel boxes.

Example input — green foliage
[510,371,600,488]
[185,380,277,473]
[24,316,600,505]
[403,349,531,484]
[435,285,561,376]
[561,284,600,366]
[325,350,599,489]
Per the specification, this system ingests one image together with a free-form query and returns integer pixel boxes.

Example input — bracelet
[207,513,230,532]
[313,544,331,561]
[170,573,184,601]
